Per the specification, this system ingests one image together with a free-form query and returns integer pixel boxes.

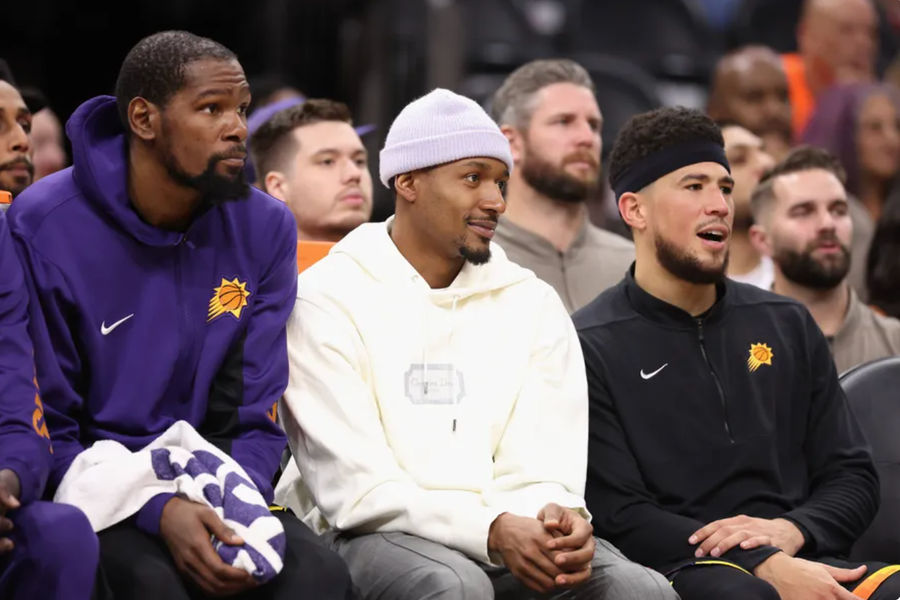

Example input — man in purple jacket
[8,31,353,599]
[0,211,101,600]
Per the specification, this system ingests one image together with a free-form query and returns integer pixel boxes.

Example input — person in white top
[275,88,676,599]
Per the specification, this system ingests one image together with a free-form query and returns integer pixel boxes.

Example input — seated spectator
[276,87,676,600]
[750,146,900,373]
[867,191,900,318]
[8,30,353,600]
[489,59,634,314]
[708,46,793,161]
[576,106,900,599]
[721,123,776,288]
[30,106,67,181]
[0,79,33,199]
[783,0,878,137]
[0,210,101,600]
[249,99,373,244]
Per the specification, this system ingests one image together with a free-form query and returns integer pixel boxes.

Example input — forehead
[730,58,786,91]
[292,120,364,153]
[722,125,763,151]
[531,82,600,117]
[860,93,897,118]
[774,169,846,204]
[178,58,248,96]
[430,156,508,177]
[0,81,28,114]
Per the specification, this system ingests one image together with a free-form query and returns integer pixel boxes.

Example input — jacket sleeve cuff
[722,545,783,573]
[135,492,176,536]
[780,510,815,554]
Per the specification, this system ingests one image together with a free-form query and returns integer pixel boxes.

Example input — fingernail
[695,548,703,557]
[688,536,697,544]
[711,548,720,557]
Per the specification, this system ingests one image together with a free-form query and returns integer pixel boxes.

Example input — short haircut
[489,59,594,130]
[607,106,724,191]
[114,30,237,131]
[750,145,846,222]
[249,99,353,187]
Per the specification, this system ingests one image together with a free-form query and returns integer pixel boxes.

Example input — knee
[602,562,679,600]
[110,549,184,597]
[731,577,780,600]
[15,502,98,572]
[414,562,493,599]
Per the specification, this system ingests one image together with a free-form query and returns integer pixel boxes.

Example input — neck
[389,216,464,289]
[634,251,718,317]
[297,225,346,243]
[772,272,849,336]
[503,176,586,252]
[725,229,761,276]
[127,143,202,231]
[858,175,887,221]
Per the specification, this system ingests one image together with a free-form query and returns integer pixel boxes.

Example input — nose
[7,121,30,154]
[341,158,363,183]
[223,109,247,143]
[480,184,507,215]
[574,118,600,149]
[705,187,732,217]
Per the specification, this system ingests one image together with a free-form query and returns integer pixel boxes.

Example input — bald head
[798,0,877,88]
[708,46,792,150]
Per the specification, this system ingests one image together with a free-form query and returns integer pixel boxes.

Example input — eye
[18,119,31,134]
[720,185,733,195]
[355,158,368,168]
[320,158,335,166]
[498,180,508,193]
[464,173,479,184]
[832,203,849,216]
[686,183,702,191]
[237,104,249,117]
[202,104,220,115]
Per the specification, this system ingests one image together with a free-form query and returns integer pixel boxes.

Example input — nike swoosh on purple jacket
[0,211,51,505]
[7,96,297,535]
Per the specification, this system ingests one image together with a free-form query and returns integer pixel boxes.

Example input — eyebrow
[194,86,250,100]
[312,147,368,156]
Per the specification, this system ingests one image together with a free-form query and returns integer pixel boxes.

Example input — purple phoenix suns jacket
[0,211,51,505]
[7,95,297,535]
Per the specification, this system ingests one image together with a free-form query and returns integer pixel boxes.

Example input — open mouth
[697,231,726,242]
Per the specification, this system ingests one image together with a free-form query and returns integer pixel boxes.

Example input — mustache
[805,232,850,252]
[562,150,599,168]
[0,156,34,175]
[210,144,247,162]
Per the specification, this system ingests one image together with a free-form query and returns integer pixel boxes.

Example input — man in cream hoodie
[276,88,676,599]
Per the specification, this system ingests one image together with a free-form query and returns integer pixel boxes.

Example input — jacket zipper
[697,318,734,443]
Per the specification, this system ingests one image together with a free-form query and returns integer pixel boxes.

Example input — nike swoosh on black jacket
[573,267,878,575]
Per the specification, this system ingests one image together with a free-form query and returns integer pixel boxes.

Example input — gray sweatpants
[328,531,678,600]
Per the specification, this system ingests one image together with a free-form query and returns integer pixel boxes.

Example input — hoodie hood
[66,95,184,246]
[330,219,533,305]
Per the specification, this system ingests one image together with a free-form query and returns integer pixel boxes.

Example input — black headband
[610,140,730,199]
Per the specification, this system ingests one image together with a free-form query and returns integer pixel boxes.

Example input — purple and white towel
[54,420,285,583]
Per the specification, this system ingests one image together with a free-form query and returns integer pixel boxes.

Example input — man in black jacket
[574,106,900,600]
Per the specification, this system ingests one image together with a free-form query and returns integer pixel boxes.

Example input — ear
[128,97,159,142]
[749,223,773,257]
[501,124,524,164]
[264,171,288,202]
[618,191,647,232]
[394,173,418,205]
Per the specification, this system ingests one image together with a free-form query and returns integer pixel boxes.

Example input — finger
[0,488,19,513]
[837,585,862,600]
[824,564,867,583]
[193,539,254,584]
[689,519,727,545]
[199,510,244,546]
[0,517,13,534]
[516,558,558,594]
[554,544,595,572]
[555,563,592,588]
[181,556,223,597]
[707,531,763,558]
[695,527,739,557]
[739,535,771,551]
[0,537,13,554]
[547,521,592,551]
[539,503,566,530]
[526,546,564,580]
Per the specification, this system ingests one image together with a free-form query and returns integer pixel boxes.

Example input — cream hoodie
[276,220,588,564]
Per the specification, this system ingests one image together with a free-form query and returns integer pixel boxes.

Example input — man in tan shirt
[489,59,633,314]
[750,146,900,374]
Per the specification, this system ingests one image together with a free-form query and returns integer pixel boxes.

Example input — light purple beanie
[379,88,514,188]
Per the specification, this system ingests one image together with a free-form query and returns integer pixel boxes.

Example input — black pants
[97,510,356,599]
[671,559,900,600]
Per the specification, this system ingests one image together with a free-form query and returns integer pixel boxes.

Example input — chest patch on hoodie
[404,364,465,404]
[747,342,774,373]
[208,277,252,323]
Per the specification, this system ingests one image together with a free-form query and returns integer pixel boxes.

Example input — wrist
[753,549,788,579]
[774,518,806,555]
[488,512,510,552]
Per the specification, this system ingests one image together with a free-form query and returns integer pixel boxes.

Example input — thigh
[823,558,900,600]
[247,510,354,600]
[331,530,493,600]
[98,519,192,600]
[671,562,779,600]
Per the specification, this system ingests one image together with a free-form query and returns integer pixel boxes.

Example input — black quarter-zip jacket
[573,269,878,575]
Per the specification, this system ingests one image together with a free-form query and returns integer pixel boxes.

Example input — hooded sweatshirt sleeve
[281,292,503,564]
[9,220,86,496]
[0,214,51,505]
[780,311,879,556]
[580,332,781,574]
[199,206,296,504]
[486,289,589,519]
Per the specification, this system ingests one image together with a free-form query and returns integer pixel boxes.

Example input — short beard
[655,234,728,284]
[774,243,850,290]
[459,244,491,265]
[520,152,598,204]
[163,150,249,209]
